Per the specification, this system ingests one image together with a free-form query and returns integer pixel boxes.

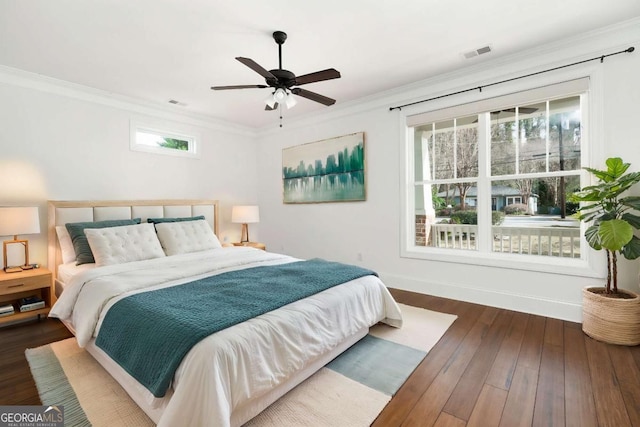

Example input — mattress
[57,262,95,285]
[50,247,402,426]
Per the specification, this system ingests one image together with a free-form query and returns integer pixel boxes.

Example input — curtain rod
[389,46,635,112]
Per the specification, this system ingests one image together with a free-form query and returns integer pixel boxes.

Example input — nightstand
[232,242,266,251]
[0,268,52,325]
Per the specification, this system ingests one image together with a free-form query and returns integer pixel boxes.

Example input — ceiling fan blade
[295,68,341,86]
[291,88,336,106]
[236,57,277,80]
[265,102,279,111]
[211,85,269,90]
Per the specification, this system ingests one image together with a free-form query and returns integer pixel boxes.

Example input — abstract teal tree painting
[283,132,366,203]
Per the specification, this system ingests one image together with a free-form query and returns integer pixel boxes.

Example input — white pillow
[155,219,222,256]
[56,225,76,264]
[84,223,165,266]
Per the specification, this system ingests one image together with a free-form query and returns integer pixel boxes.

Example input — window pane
[136,131,190,151]
[491,177,580,257]
[456,116,479,178]
[414,117,478,181]
[434,120,455,179]
[131,125,198,158]
[518,102,548,174]
[548,96,581,172]
[414,183,436,246]
[414,182,478,250]
[490,110,516,175]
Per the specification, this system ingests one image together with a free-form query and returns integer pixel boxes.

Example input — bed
[47,199,403,426]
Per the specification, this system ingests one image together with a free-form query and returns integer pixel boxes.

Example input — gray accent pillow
[147,215,205,224]
[66,218,142,265]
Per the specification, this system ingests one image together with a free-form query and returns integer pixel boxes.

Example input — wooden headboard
[47,199,219,281]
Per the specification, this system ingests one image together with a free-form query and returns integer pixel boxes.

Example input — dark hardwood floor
[1,290,639,426]
[0,316,73,405]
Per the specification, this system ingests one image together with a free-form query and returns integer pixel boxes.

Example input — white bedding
[50,247,402,427]
[56,262,96,285]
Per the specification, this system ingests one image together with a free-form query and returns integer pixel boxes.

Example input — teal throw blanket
[95,259,377,397]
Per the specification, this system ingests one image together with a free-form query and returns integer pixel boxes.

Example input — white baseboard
[380,272,583,323]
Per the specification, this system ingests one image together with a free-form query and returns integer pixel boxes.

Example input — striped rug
[26,304,456,426]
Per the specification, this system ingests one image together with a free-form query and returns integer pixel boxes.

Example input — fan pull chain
[279,103,283,128]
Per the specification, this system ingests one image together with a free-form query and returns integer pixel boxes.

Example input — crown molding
[257,17,640,137]
[0,65,257,138]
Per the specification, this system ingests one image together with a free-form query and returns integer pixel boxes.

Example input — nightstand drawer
[0,274,51,296]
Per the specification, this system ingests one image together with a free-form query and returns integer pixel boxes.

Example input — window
[130,121,199,158]
[506,196,522,206]
[404,79,590,272]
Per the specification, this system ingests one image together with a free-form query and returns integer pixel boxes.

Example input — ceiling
[1,1,639,129]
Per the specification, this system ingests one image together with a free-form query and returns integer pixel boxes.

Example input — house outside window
[405,78,590,273]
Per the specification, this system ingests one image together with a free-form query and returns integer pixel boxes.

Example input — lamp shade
[0,207,40,236]
[232,206,260,224]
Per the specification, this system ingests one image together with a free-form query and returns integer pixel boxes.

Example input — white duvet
[50,247,402,426]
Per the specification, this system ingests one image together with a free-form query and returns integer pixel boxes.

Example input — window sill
[401,245,604,279]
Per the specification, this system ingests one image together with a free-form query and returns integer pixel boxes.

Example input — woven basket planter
[582,287,640,346]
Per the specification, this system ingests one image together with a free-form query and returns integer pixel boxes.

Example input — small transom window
[130,121,199,158]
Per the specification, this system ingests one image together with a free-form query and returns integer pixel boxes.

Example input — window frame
[399,69,605,278]
[130,120,200,159]
[506,196,522,205]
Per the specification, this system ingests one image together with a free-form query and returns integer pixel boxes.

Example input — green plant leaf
[618,172,640,188]
[569,191,604,202]
[579,213,599,223]
[575,203,600,212]
[606,157,630,178]
[583,167,614,182]
[598,219,633,251]
[622,235,640,260]
[584,225,602,250]
[622,196,640,210]
[622,212,640,229]
[599,212,617,221]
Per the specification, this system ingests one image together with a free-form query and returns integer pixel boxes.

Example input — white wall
[0,76,260,268]
[256,21,640,321]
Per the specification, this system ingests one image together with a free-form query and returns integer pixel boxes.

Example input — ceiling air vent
[463,45,492,59]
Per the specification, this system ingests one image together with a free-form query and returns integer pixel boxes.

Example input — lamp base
[240,223,250,243]
[3,237,30,274]
[21,264,34,270]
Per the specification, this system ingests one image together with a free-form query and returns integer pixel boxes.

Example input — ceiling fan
[211,31,341,111]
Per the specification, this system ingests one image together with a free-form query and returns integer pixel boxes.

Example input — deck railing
[430,224,581,258]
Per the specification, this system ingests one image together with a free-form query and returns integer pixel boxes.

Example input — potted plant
[569,157,640,345]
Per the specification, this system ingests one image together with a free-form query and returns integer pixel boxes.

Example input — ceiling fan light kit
[212,30,341,124]
[274,88,287,102]
[285,92,297,109]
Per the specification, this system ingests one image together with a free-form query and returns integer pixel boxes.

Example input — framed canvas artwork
[282,132,366,204]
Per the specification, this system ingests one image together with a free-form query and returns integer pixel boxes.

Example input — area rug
[26,304,456,426]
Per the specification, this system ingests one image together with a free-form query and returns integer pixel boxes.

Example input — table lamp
[231,205,259,243]
[0,207,41,273]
